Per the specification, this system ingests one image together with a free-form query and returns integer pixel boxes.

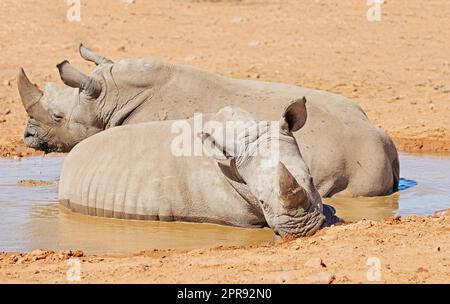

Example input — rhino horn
[279,162,310,210]
[56,60,102,98]
[79,43,113,65]
[17,68,45,118]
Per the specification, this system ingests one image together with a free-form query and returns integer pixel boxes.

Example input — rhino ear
[199,132,244,181]
[280,97,308,132]
[56,60,102,99]
[197,132,233,162]
[79,43,113,65]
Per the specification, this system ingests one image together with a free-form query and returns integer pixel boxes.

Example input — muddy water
[0,157,273,254]
[1,153,449,254]
[325,153,450,221]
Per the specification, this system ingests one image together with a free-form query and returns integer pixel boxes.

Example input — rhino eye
[51,113,64,122]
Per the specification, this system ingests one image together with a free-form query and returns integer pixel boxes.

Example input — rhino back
[104,60,398,197]
[125,63,397,196]
[59,121,265,227]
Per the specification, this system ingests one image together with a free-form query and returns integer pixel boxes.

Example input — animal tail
[391,147,400,192]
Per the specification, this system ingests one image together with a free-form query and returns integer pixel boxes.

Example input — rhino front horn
[278,162,310,210]
[17,68,45,118]
[56,60,102,98]
[79,43,113,65]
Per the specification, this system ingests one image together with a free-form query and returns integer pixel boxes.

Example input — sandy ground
[1,0,450,156]
[1,0,450,284]
[1,215,449,283]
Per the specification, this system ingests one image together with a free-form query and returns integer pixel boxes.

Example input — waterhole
[0,153,449,254]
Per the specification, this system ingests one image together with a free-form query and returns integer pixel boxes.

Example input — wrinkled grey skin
[19,44,399,197]
[60,101,339,236]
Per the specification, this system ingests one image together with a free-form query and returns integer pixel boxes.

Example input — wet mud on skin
[0,153,449,254]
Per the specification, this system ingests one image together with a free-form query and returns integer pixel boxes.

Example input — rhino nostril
[24,130,36,138]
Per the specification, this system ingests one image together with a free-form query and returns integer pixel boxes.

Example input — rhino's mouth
[273,204,326,237]
[24,122,67,153]
[24,138,58,153]
[24,131,64,153]
[24,130,42,150]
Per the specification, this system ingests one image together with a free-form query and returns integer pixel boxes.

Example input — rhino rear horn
[56,60,102,98]
[79,43,113,65]
[17,68,45,118]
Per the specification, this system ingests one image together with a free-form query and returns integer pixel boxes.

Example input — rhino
[18,44,399,197]
[59,99,340,237]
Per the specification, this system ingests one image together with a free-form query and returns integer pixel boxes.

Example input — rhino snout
[23,124,54,152]
[24,128,36,138]
[24,127,38,147]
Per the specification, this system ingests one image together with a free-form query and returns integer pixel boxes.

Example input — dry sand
[1,215,449,283]
[0,0,449,283]
[0,0,450,156]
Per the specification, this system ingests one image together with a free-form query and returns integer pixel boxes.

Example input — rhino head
[200,98,338,237]
[18,44,170,153]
